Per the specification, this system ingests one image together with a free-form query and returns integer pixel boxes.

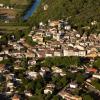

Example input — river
[23,0,41,20]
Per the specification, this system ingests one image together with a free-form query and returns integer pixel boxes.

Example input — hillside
[28,0,100,33]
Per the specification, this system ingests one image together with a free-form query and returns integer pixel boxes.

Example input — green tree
[93,58,100,69]
[52,95,60,100]
[76,73,85,84]
[82,94,93,100]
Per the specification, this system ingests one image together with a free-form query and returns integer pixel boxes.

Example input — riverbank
[23,0,41,20]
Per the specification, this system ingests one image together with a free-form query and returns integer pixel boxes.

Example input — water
[23,0,41,20]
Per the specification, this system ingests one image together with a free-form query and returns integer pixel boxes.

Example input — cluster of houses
[0,20,99,62]
[0,3,14,9]
[26,20,100,58]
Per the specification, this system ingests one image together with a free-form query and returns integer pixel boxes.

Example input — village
[0,19,100,100]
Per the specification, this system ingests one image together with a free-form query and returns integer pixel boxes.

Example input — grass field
[0,26,29,30]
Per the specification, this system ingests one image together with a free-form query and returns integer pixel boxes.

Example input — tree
[25,82,34,90]
[76,73,85,84]
[93,58,100,69]
[25,36,37,46]
[52,95,60,100]
[91,79,100,90]
[44,57,80,68]
[45,93,52,100]
[21,57,28,68]
[82,94,93,100]
[29,95,44,100]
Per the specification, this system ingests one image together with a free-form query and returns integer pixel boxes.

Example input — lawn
[0,26,29,31]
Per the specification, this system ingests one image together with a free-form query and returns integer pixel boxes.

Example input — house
[4,50,9,54]
[44,83,55,94]
[78,50,86,57]
[11,94,20,100]
[39,67,50,77]
[0,57,3,61]
[52,66,66,76]
[25,51,35,58]
[54,50,61,56]
[86,68,97,73]
[74,45,85,51]
[74,50,79,56]
[15,78,22,84]
[14,64,22,70]
[0,4,3,7]
[5,74,14,81]
[0,51,4,55]
[28,71,38,80]
[24,90,33,97]
[86,78,93,83]
[44,4,48,11]
[60,72,66,76]
[28,59,36,65]
[32,32,44,44]
[81,34,87,41]
[92,74,100,79]
[63,49,75,56]
[64,25,71,31]
[6,90,12,96]
[69,82,78,89]
[7,82,14,89]
[0,64,5,73]
[52,66,62,73]
[58,90,82,100]
[45,50,53,57]
[41,67,50,72]
[53,33,60,41]
[37,50,45,58]
[49,21,59,27]
[45,53,53,57]
[91,21,97,25]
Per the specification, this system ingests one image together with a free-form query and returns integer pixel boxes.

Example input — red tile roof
[87,68,97,73]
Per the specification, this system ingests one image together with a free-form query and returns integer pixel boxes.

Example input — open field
[0,26,29,30]
[0,8,16,16]
[0,0,29,5]
[0,0,33,19]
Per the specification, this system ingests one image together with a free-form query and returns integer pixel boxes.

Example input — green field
[0,26,29,30]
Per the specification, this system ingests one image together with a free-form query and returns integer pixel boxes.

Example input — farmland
[0,0,33,21]
[0,0,33,33]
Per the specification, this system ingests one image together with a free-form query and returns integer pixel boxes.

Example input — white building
[63,49,75,56]
[7,82,14,89]
[54,51,61,56]
[44,84,55,94]
[28,71,38,80]
[0,4,3,7]
[0,57,3,61]
[93,74,100,79]
[69,82,78,89]
[78,50,86,57]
